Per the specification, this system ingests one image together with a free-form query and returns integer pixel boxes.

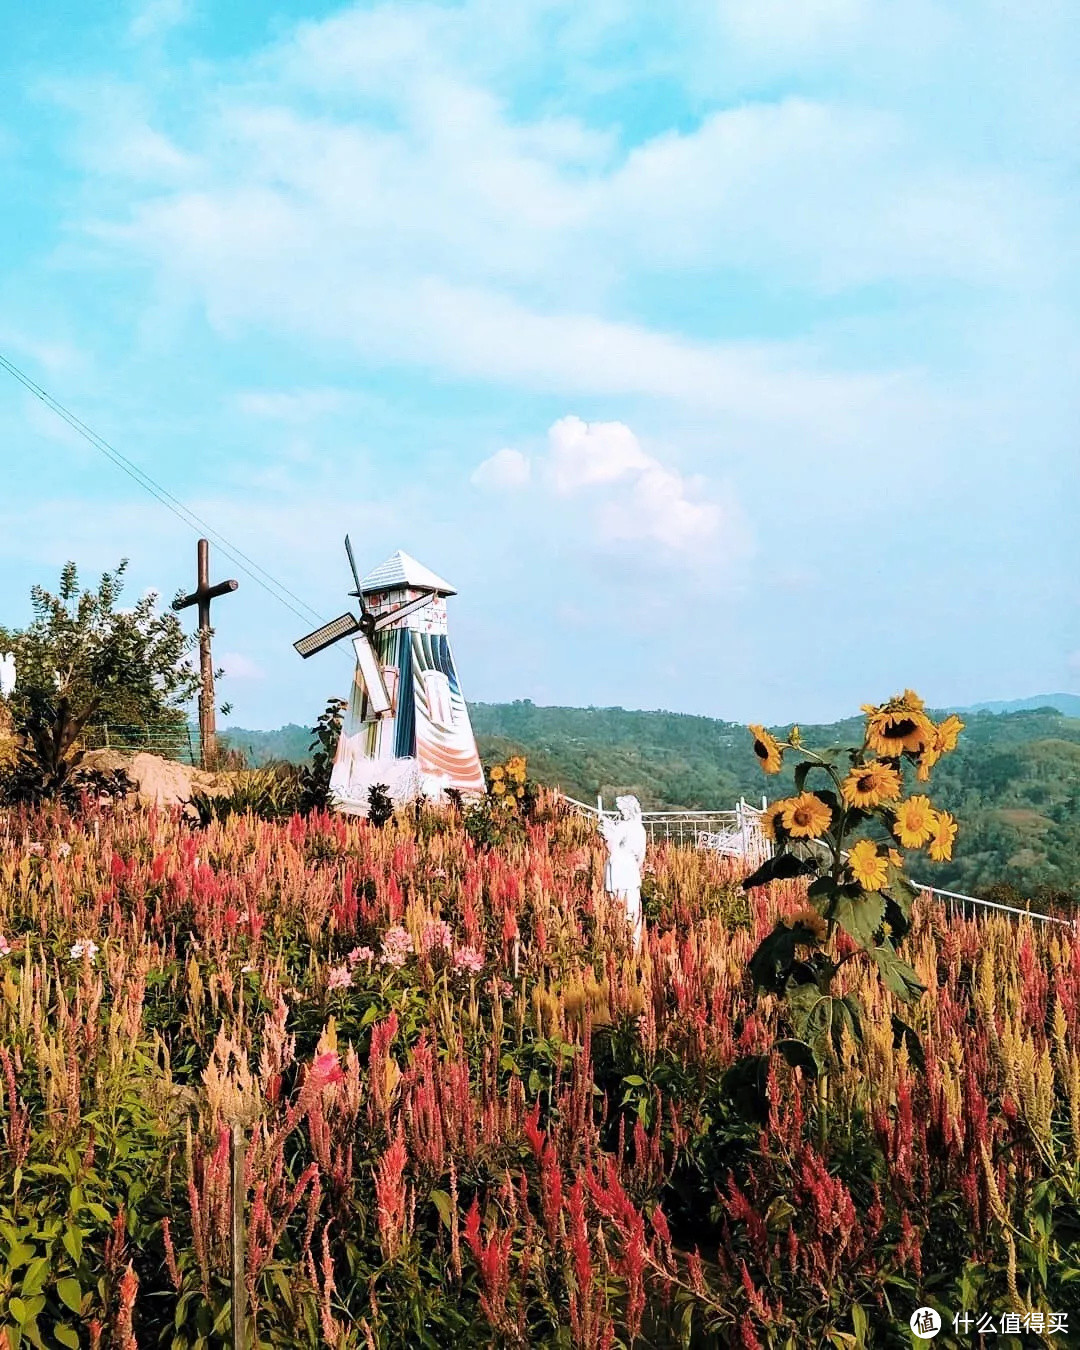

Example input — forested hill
[223,701,1080,901]
[471,702,1080,901]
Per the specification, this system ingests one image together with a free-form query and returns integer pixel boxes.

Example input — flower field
[1,794,1079,1348]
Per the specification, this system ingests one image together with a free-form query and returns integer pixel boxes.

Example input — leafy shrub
[297,696,346,813]
[367,783,394,828]
[189,763,303,824]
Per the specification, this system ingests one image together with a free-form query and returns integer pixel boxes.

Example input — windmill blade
[344,535,366,606]
[352,633,393,718]
[372,589,436,631]
[294,612,363,659]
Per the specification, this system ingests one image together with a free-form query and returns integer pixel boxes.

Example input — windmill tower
[294,543,486,812]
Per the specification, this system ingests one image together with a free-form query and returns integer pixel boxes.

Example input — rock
[80,749,229,807]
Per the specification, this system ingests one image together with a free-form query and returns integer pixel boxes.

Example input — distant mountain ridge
[222,694,1080,757]
[954,693,1080,718]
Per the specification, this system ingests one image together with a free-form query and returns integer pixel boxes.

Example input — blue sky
[1,0,1077,729]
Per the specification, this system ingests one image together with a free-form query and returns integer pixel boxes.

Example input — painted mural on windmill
[294,546,485,813]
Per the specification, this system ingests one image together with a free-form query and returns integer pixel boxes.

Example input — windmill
[294,540,486,812]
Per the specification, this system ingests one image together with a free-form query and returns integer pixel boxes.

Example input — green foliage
[0,561,199,803]
[189,763,304,825]
[297,697,346,813]
[0,560,198,746]
[367,783,394,828]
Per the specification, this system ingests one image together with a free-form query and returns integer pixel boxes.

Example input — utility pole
[173,539,238,770]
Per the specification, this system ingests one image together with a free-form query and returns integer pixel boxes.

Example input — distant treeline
[223,701,1080,902]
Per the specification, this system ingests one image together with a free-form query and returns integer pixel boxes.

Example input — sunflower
[491,779,507,796]
[840,759,902,809]
[749,724,783,774]
[928,810,958,862]
[785,906,827,941]
[760,801,786,842]
[865,697,936,759]
[935,715,965,755]
[490,765,505,780]
[888,848,903,868]
[780,792,832,839]
[847,839,888,891]
[892,795,937,848]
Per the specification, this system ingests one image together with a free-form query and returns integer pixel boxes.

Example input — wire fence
[81,724,204,766]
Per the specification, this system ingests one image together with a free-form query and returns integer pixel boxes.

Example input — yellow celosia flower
[748,724,783,774]
[847,839,888,891]
[928,810,958,862]
[840,760,902,809]
[892,795,937,848]
[779,792,832,839]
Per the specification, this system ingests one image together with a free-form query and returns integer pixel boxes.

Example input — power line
[0,351,355,664]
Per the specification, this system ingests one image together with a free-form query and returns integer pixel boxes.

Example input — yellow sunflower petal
[847,839,889,891]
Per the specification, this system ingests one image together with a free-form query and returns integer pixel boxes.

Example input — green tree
[0,559,200,798]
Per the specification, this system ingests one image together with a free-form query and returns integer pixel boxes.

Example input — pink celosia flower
[312,1052,344,1086]
[453,945,485,975]
[326,964,352,990]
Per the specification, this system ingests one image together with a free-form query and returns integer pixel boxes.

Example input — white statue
[0,653,15,699]
[599,795,647,947]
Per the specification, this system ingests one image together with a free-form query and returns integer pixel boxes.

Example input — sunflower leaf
[785,981,825,1041]
[834,892,885,950]
[748,923,799,992]
[870,944,926,1004]
[774,1038,819,1079]
[722,1055,771,1122]
[882,895,911,941]
[741,852,818,892]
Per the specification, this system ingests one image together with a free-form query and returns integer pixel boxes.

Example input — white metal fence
[560,793,1075,928]
[562,794,773,867]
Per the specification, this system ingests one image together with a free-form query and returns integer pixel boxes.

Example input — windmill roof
[359,550,456,596]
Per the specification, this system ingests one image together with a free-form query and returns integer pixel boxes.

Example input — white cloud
[488,415,744,561]
[67,12,985,432]
[595,463,719,551]
[471,447,531,491]
[546,416,650,493]
[218,651,265,680]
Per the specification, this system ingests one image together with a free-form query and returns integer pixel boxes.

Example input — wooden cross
[173,539,238,769]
